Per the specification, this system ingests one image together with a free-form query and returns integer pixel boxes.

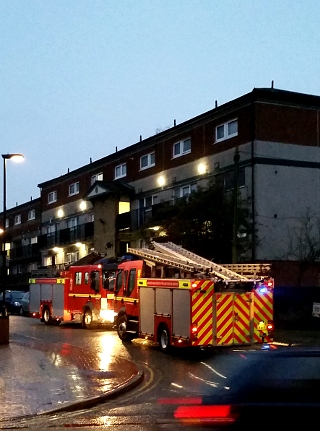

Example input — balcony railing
[38,221,94,249]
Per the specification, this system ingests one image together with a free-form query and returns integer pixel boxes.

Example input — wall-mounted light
[157,175,165,187]
[79,201,87,211]
[53,247,60,253]
[75,242,82,247]
[57,209,64,218]
[197,162,207,175]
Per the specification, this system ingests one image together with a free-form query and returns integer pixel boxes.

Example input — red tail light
[174,405,237,424]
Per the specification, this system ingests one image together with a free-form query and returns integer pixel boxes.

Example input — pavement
[0,332,144,422]
[1,328,320,423]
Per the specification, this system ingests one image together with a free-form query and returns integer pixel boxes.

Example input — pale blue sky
[1,0,320,208]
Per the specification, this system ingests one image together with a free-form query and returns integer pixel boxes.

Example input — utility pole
[232,147,240,263]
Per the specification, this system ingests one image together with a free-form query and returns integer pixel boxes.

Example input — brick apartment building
[3,86,320,289]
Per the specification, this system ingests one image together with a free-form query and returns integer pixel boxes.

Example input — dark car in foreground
[172,347,320,429]
[5,290,26,315]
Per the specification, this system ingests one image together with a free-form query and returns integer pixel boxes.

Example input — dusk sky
[1,1,320,208]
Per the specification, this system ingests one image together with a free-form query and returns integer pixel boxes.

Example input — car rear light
[174,404,237,424]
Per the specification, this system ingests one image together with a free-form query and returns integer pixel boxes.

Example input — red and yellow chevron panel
[253,290,273,343]
[191,280,214,346]
[215,293,251,345]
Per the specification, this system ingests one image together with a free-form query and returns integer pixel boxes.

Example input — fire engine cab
[29,263,117,329]
[113,242,274,351]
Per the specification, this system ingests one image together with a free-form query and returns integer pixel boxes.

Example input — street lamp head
[2,154,24,162]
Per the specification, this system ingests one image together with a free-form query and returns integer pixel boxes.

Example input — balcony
[38,221,94,249]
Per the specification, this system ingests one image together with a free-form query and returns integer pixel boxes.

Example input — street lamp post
[1,153,24,316]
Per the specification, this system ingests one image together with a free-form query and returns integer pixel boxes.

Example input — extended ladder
[127,242,250,281]
[151,241,250,281]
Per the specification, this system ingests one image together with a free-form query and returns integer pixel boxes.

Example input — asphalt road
[5,316,320,431]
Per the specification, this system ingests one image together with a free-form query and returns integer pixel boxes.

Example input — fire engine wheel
[159,326,170,352]
[117,314,133,342]
[43,307,52,325]
[83,309,95,329]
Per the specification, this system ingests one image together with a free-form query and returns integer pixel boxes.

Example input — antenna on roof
[271,80,274,89]
[215,100,218,108]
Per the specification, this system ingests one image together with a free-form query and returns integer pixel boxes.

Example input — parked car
[20,291,30,316]
[5,290,26,315]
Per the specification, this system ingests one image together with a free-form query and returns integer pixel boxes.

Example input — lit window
[115,163,127,179]
[215,119,238,142]
[14,214,21,225]
[140,152,155,170]
[91,172,103,185]
[69,182,79,196]
[173,138,191,158]
[48,191,57,204]
[28,209,35,220]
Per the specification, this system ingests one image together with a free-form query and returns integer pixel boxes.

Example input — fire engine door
[215,292,251,345]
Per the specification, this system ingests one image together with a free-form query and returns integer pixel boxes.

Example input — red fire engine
[29,263,116,329]
[113,242,274,351]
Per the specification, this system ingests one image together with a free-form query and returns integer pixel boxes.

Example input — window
[115,163,127,179]
[173,138,191,158]
[30,236,37,244]
[5,219,8,228]
[84,272,89,284]
[91,172,103,185]
[215,119,238,142]
[47,224,55,237]
[48,191,57,204]
[126,268,136,297]
[223,168,245,190]
[69,182,79,196]
[67,217,77,231]
[140,152,155,170]
[14,215,21,225]
[139,195,159,225]
[173,183,197,200]
[65,251,79,264]
[28,209,35,220]
[75,271,82,285]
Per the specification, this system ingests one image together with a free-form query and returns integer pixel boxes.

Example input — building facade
[2,87,320,288]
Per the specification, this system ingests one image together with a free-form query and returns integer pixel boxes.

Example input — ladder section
[127,247,207,274]
[151,241,250,281]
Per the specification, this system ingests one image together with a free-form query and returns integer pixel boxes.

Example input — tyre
[43,307,52,325]
[83,308,94,329]
[116,314,133,342]
[159,326,171,352]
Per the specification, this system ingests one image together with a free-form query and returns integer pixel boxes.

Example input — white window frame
[69,182,79,196]
[28,209,35,221]
[5,219,9,228]
[67,217,78,231]
[91,172,103,185]
[173,138,191,158]
[173,183,197,200]
[215,119,238,142]
[14,214,21,225]
[114,163,127,179]
[48,191,57,204]
[66,251,79,264]
[140,152,155,170]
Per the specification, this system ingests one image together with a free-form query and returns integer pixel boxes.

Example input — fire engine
[29,262,117,329]
[113,242,274,351]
